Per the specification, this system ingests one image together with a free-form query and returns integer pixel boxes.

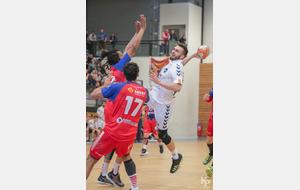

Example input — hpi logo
[200,177,211,188]
[128,87,134,93]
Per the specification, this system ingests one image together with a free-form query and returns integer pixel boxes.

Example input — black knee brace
[124,158,136,176]
[158,129,172,145]
[104,148,115,160]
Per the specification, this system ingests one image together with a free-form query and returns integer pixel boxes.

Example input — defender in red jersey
[92,14,147,188]
[140,105,163,156]
[202,88,213,177]
[87,62,148,190]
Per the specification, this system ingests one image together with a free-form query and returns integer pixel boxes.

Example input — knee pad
[158,130,172,145]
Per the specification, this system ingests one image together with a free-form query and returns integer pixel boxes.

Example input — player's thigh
[90,131,117,160]
[154,103,174,130]
[115,139,135,157]
[206,119,213,138]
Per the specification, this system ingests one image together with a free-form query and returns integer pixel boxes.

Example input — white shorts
[97,120,105,129]
[146,97,174,130]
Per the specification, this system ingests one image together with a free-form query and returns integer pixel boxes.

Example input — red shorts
[90,130,135,160]
[206,119,213,137]
[143,119,158,135]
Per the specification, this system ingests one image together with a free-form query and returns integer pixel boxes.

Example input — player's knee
[158,130,171,145]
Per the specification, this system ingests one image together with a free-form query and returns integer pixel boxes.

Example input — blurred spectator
[88,31,97,53]
[99,78,105,86]
[109,32,118,49]
[98,29,107,51]
[88,76,97,86]
[178,34,187,45]
[88,58,96,73]
[96,63,101,72]
[87,54,94,63]
[91,70,97,77]
[169,30,178,41]
[161,29,170,54]
[86,69,89,84]
[95,82,100,87]
[95,71,103,82]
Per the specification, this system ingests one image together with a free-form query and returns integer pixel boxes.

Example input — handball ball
[197,45,210,59]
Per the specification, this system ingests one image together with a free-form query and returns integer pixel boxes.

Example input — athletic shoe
[203,154,213,165]
[159,145,164,154]
[170,153,184,174]
[140,148,148,156]
[129,188,140,190]
[206,166,213,177]
[97,173,114,186]
[106,170,125,187]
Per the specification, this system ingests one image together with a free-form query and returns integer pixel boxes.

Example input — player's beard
[170,54,181,60]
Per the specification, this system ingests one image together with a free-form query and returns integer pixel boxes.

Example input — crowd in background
[86,54,108,87]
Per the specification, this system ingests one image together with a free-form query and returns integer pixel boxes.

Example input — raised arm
[182,52,204,66]
[90,76,113,99]
[124,14,147,58]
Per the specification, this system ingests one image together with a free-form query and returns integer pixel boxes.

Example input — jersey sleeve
[112,53,131,72]
[209,88,213,98]
[145,88,150,103]
[101,82,125,102]
[172,63,184,85]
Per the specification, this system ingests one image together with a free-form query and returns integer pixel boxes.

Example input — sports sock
[124,159,138,189]
[171,149,179,160]
[207,143,213,156]
[157,139,162,146]
[101,162,109,176]
[142,138,148,149]
[113,162,121,175]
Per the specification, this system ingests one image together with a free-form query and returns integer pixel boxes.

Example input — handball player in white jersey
[148,43,203,173]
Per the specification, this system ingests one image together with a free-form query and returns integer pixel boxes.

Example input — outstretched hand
[149,71,160,84]
[140,14,146,30]
[135,21,141,34]
[203,94,210,100]
[104,75,113,87]
[193,52,205,59]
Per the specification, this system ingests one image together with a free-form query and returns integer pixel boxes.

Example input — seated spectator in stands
[96,63,101,72]
[91,70,97,77]
[109,32,118,49]
[95,71,103,82]
[95,82,100,87]
[170,30,178,41]
[88,58,96,73]
[86,69,89,84]
[86,116,98,142]
[88,76,97,86]
[178,34,187,45]
[99,78,104,86]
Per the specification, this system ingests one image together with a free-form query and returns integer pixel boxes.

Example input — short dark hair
[178,43,188,57]
[94,116,98,118]
[123,62,139,81]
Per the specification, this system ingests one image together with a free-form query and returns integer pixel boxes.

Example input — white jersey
[97,106,105,129]
[87,119,98,129]
[150,59,184,105]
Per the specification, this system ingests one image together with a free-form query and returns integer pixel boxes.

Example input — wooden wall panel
[198,63,213,137]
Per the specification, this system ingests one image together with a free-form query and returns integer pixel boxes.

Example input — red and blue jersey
[105,53,131,121]
[205,88,213,120]
[110,53,131,83]
[145,106,156,121]
[102,81,149,141]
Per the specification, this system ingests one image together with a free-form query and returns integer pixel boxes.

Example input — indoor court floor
[86,139,213,190]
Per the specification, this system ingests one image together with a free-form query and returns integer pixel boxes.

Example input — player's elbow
[90,92,103,100]
[175,85,182,92]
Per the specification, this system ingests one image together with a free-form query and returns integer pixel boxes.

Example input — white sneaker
[140,149,148,156]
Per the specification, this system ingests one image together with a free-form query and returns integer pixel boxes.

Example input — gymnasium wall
[203,0,213,63]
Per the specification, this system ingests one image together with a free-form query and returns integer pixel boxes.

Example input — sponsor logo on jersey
[128,87,134,93]
[163,68,168,73]
[135,90,145,96]
[116,117,137,126]
[117,117,122,123]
